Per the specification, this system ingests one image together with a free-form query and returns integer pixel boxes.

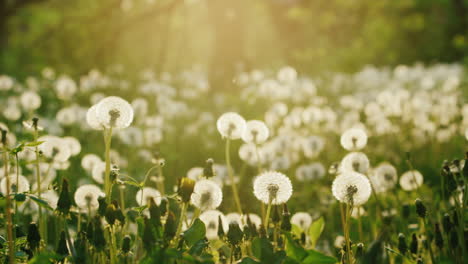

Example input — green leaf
[308,217,325,247]
[251,237,285,264]
[183,218,206,247]
[285,233,307,261]
[303,250,338,264]
[122,180,142,188]
[25,141,44,147]
[26,194,53,211]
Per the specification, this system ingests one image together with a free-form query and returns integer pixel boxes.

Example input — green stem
[174,202,188,244]
[33,129,46,245]
[344,203,354,264]
[3,150,15,264]
[104,127,113,203]
[264,201,272,232]
[225,139,243,215]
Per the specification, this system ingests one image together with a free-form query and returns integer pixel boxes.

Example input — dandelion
[216,112,246,140]
[340,152,370,174]
[253,171,293,205]
[55,76,77,100]
[74,184,104,211]
[20,91,41,111]
[302,136,325,158]
[369,163,398,193]
[199,210,228,240]
[295,162,325,181]
[340,128,368,151]
[226,213,242,225]
[332,171,372,206]
[38,136,71,163]
[399,170,424,191]
[136,187,161,206]
[291,212,312,231]
[91,161,106,184]
[241,120,269,144]
[190,179,223,211]
[86,104,104,130]
[1,175,30,193]
[81,154,102,172]
[95,96,134,129]
[242,214,262,228]
[56,107,77,126]
[187,167,204,181]
[63,137,81,156]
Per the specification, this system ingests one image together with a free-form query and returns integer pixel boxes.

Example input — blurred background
[1,0,468,83]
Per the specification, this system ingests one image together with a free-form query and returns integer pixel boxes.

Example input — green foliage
[308,216,325,248]
[183,218,206,247]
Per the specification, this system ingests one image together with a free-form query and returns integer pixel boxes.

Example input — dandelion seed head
[399,170,424,191]
[86,104,103,130]
[91,161,105,184]
[63,137,81,156]
[369,163,398,193]
[0,175,30,193]
[332,171,372,206]
[191,179,223,211]
[74,184,104,211]
[253,171,293,204]
[340,128,368,151]
[38,136,71,162]
[20,91,41,111]
[340,152,370,174]
[216,112,246,140]
[291,212,312,231]
[55,76,77,100]
[136,187,161,206]
[95,96,134,129]
[81,154,102,172]
[200,210,228,240]
[242,120,269,144]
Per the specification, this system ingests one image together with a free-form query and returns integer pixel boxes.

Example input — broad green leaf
[291,224,302,238]
[183,218,206,247]
[28,252,60,263]
[251,237,277,263]
[285,233,308,261]
[308,217,325,247]
[303,250,338,264]
[26,194,53,210]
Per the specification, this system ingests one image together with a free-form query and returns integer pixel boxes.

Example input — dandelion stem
[174,202,188,244]
[104,127,113,203]
[264,201,272,232]
[33,127,46,245]
[3,149,15,264]
[225,139,243,215]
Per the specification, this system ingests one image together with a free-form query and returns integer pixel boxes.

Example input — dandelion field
[0,64,467,264]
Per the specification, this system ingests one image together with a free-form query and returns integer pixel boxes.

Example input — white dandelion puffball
[242,120,269,144]
[95,96,134,129]
[226,213,242,225]
[291,212,313,231]
[86,104,104,130]
[1,175,30,193]
[216,112,246,140]
[191,179,223,211]
[399,170,424,191]
[55,76,77,100]
[136,187,162,206]
[295,162,326,181]
[81,154,102,172]
[38,136,71,163]
[20,91,41,111]
[369,163,398,193]
[63,137,81,156]
[74,184,104,211]
[42,190,59,210]
[187,167,204,181]
[243,213,262,228]
[340,128,368,151]
[332,172,372,206]
[91,161,105,184]
[340,152,370,174]
[199,210,228,240]
[253,171,293,205]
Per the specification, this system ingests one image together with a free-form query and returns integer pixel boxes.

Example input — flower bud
[442,213,452,233]
[410,233,418,255]
[143,217,155,251]
[1,129,7,146]
[56,231,69,257]
[203,158,215,178]
[415,199,426,218]
[217,215,225,239]
[97,196,107,217]
[434,223,443,249]
[178,177,195,203]
[148,198,161,227]
[398,233,407,255]
[159,197,168,216]
[272,205,280,224]
[27,222,41,251]
[56,179,72,215]
[227,222,243,246]
[164,212,177,240]
[105,203,117,226]
[280,205,291,232]
[355,243,364,258]
[122,235,132,254]
[93,216,106,251]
